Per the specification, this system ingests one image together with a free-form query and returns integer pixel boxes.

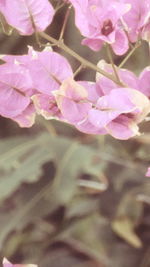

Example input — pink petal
[76,117,107,135]
[0,64,33,118]
[69,0,90,36]
[13,104,36,127]
[96,60,141,93]
[55,78,91,123]
[28,50,73,95]
[82,38,103,51]
[138,67,150,97]
[88,88,137,128]
[0,82,30,118]
[106,115,140,140]
[122,0,150,42]
[111,29,129,55]
[0,0,54,35]
[78,81,102,102]
[58,97,90,123]
[125,88,150,123]
[32,93,62,119]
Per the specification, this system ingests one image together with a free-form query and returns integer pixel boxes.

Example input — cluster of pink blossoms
[69,0,150,54]
[0,0,150,140]
[0,46,150,140]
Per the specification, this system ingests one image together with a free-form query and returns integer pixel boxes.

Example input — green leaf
[0,132,105,247]
[112,217,142,248]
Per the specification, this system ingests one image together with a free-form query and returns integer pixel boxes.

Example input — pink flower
[0,0,54,35]
[1,47,74,123]
[122,0,150,42]
[96,60,137,88]
[92,60,150,139]
[74,63,150,139]
[32,94,63,120]
[51,72,150,139]
[54,78,91,123]
[3,258,37,267]
[26,48,73,95]
[2,46,73,95]
[96,60,150,98]
[79,86,149,139]
[0,63,36,127]
[138,67,150,97]
[145,167,150,177]
[28,48,73,120]
[13,103,36,128]
[88,88,141,128]
[69,0,130,55]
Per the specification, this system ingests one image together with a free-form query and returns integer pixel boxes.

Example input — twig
[106,44,121,84]
[55,1,65,13]
[73,63,84,78]
[59,5,72,41]
[119,40,141,68]
[39,32,125,87]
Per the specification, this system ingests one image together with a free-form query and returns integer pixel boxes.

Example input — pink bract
[0,48,36,126]
[26,48,73,95]
[32,94,63,120]
[87,87,150,139]
[96,60,150,98]
[0,47,74,124]
[0,0,54,35]
[0,63,36,127]
[70,0,130,55]
[13,104,36,128]
[54,78,92,123]
[122,0,150,42]
[1,46,73,94]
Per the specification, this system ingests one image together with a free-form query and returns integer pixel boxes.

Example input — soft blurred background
[0,1,150,266]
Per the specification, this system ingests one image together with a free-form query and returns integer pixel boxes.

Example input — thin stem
[39,32,125,87]
[106,44,121,84]
[39,118,57,136]
[35,31,43,47]
[119,40,141,68]
[73,63,84,78]
[59,5,72,41]
[55,1,65,13]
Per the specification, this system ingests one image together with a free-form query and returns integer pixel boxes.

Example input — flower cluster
[69,0,150,53]
[0,46,149,140]
[0,0,150,140]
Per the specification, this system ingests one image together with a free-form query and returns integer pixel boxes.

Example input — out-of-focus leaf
[135,133,150,145]
[0,132,106,247]
[112,217,142,248]
[0,134,65,200]
[57,214,109,266]
[38,242,103,267]
[66,196,100,219]
[111,190,144,248]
